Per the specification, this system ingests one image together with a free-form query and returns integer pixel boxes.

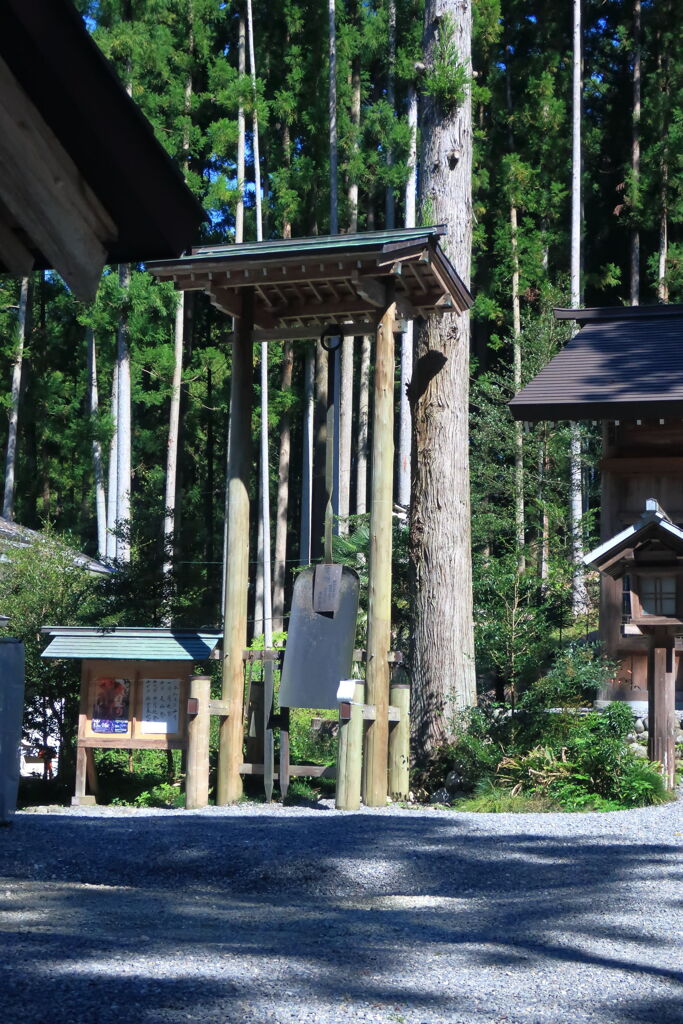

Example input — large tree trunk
[86,326,107,559]
[409,0,476,755]
[3,275,31,520]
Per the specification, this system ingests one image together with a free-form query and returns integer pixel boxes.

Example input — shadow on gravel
[1,812,682,1024]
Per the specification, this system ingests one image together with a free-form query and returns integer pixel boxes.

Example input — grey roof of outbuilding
[0,517,112,576]
[509,305,683,422]
[41,627,222,662]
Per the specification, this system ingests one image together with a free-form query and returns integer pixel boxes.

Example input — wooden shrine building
[148,226,472,807]
[510,304,683,720]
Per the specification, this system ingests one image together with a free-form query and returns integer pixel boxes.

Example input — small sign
[313,563,343,614]
[141,678,181,734]
[92,719,128,734]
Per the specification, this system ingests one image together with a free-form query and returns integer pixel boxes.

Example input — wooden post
[218,288,254,804]
[388,670,410,801]
[362,294,396,806]
[186,675,211,809]
[648,634,677,790]
[336,680,364,810]
[245,679,265,767]
[279,705,291,799]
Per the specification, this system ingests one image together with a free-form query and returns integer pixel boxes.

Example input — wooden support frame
[218,287,254,804]
[362,289,397,806]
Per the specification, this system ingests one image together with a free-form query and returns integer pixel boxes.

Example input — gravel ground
[1,797,682,1024]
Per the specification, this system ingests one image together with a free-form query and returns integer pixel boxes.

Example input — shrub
[422,645,671,812]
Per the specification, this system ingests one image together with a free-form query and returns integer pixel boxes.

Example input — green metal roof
[40,627,221,662]
[183,225,447,262]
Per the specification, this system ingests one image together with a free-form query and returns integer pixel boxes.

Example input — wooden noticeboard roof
[41,627,222,662]
[510,304,683,422]
[147,226,473,340]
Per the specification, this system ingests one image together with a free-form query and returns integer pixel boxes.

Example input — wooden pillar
[186,675,211,809]
[388,670,410,801]
[362,295,396,806]
[217,289,254,805]
[648,634,676,790]
[336,680,364,810]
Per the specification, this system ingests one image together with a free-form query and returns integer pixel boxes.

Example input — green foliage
[423,645,670,812]
[424,14,469,112]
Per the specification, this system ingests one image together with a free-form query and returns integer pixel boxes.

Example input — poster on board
[92,677,131,734]
[140,678,181,734]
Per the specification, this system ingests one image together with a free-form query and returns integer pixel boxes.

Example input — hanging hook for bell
[320,323,344,352]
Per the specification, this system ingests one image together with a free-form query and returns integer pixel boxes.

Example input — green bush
[423,645,672,812]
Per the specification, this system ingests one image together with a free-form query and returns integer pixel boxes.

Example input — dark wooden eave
[0,0,205,301]
[510,304,683,422]
[147,227,473,338]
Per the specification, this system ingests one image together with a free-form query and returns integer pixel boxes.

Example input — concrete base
[71,795,97,807]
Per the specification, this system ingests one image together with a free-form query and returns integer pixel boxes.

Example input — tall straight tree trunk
[247,0,271,650]
[311,344,328,559]
[397,84,418,509]
[356,336,370,514]
[3,276,30,521]
[385,0,397,228]
[657,39,670,304]
[569,0,587,614]
[630,0,641,305]
[86,327,107,559]
[510,204,525,571]
[506,63,525,571]
[658,168,669,302]
[163,11,193,580]
[163,296,184,576]
[115,263,132,563]
[221,10,247,616]
[338,5,360,535]
[300,346,315,563]
[410,0,476,755]
[273,341,293,631]
[106,362,119,561]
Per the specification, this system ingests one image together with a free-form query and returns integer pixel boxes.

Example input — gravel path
[1,797,682,1024]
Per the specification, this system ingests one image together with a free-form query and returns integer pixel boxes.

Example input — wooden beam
[363,289,396,807]
[163,258,387,289]
[0,56,116,302]
[221,321,380,344]
[210,286,278,329]
[353,275,418,320]
[217,287,254,804]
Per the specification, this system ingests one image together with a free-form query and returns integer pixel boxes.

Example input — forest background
[2,0,682,765]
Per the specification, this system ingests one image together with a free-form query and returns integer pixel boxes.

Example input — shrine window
[639,576,676,617]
